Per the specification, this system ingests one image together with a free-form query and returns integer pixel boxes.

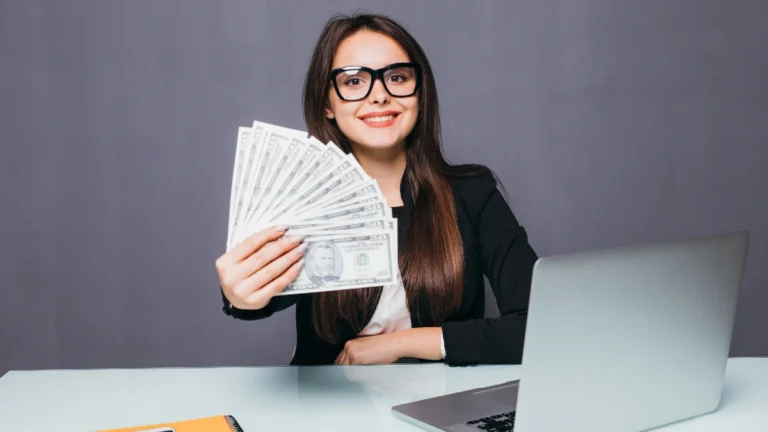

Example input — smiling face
[324,30,419,154]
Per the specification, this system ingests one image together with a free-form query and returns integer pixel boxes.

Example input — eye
[344,77,363,86]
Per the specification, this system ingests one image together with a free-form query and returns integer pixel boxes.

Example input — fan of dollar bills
[226,121,399,296]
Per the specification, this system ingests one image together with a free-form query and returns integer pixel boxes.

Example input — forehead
[332,30,411,69]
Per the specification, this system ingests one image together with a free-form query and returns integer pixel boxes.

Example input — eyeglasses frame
[327,62,422,101]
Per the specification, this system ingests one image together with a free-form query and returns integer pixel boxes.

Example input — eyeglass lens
[334,65,417,100]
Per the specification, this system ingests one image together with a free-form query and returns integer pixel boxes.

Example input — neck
[351,144,406,208]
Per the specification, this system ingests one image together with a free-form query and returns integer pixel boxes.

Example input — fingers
[242,257,306,310]
[335,349,348,366]
[336,340,357,365]
[240,239,307,292]
[237,242,306,299]
[216,225,301,311]
[218,225,289,268]
[217,228,297,292]
[235,234,306,282]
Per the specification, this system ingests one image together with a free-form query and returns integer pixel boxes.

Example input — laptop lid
[513,231,749,432]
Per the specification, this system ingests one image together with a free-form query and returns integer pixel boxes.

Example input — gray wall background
[1,0,766,376]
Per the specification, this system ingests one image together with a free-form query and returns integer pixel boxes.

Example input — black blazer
[220,165,539,366]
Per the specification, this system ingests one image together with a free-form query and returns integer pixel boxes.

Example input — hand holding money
[222,120,399,297]
[216,226,306,311]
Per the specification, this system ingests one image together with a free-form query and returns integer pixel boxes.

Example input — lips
[359,111,400,128]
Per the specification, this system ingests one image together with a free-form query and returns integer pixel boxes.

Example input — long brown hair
[302,12,484,343]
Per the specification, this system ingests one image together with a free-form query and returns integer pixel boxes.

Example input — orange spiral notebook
[96,414,244,432]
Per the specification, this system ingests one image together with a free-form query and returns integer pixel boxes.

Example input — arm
[395,327,444,361]
[220,286,299,320]
[336,326,444,365]
[440,170,538,366]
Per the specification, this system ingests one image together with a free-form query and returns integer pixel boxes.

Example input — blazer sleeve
[441,169,538,366]
[220,286,299,320]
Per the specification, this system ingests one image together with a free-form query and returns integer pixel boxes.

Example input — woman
[215,12,538,366]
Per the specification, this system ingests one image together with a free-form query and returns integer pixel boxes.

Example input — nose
[367,77,390,104]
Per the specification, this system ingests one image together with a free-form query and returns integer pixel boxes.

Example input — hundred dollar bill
[312,178,379,210]
[239,128,281,226]
[319,179,381,209]
[286,141,346,200]
[229,122,267,249]
[294,141,346,193]
[265,152,358,222]
[281,159,369,219]
[308,195,386,217]
[292,180,382,219]
[243,129,292,224]
[251,135,314,224]
[256,136,324,222]
[225,120,403,260]
[279,231,398,295]
[260,142,345,223]
[286,217,395,235]
[297,200,392,222]
[239,201,392,244]
[234,216,395,245]
[227,126,253,244]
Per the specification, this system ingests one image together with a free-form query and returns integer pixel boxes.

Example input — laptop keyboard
[465,411,516,431]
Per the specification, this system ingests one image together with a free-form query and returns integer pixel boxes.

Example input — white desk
[0,357,765,431]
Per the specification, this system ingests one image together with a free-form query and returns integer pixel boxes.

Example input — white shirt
[358,273,446,359]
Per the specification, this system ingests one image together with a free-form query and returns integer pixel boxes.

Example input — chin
[363,128,413,148]
[354,137,404,152]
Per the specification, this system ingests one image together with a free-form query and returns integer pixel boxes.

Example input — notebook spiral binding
[225,415,245,432]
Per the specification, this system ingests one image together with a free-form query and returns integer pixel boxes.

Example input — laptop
[392,231,749,432]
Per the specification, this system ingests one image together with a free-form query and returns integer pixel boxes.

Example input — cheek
[327,94,358,120]
[332,104,365,138]
[399,96,419,118]
[401,99,420,126]
[337,104,360,121]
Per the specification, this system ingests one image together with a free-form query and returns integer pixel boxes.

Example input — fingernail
[274,225,290,232]
[295,242,308,254]
[296,258,305,269]
[288,235,305,244]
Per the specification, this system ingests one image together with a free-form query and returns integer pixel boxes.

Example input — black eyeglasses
[328,62,422,101]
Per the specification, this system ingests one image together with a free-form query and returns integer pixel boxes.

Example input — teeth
[364,115,395,123]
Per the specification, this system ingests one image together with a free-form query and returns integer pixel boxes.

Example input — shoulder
[443,164,514,234]
[445,164,500,208]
